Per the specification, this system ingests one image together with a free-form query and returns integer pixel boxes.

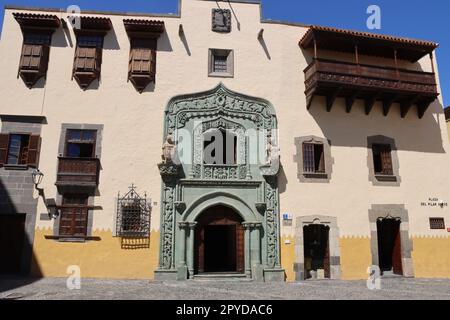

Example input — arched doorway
[377,218,403,275]
[194,205,245,274]
[303,224,330,279]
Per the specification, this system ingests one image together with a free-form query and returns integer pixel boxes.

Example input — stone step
[192,273,251,281]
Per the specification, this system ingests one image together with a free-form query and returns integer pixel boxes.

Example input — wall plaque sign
[421,197,448,208]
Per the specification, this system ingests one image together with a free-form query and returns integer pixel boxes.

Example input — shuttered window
[19,33,51,71]
[74,47,101,72]
[59,194,89,237]
[74,35,103,73]
[129,48,156,74]
[372,144,393,175]
[0,133,40,167]
[303,143,325,173]
[129,39,157,75]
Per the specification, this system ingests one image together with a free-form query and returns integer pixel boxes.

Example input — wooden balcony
[56,157,100,189]
[304,59,439,119]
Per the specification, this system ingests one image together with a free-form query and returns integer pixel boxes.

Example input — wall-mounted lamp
[32,169,44,187]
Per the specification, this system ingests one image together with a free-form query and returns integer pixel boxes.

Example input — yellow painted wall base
[412,236,450,278]
[31,228,160,279]
[339,236,372,280]
[281,235,295,281]
[30,230,450,280]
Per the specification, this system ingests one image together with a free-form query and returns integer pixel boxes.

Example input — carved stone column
[187,222,197,278]
[251,222,263,265]
[177,221,189,281]
[242,222,252,278]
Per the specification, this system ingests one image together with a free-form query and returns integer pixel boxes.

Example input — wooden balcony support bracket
[365,92,381,115]
[326,87,342,112]
[382,94,399,117]
[345,90,360,113]
[417,99,433,119]
[400,95,419,118]
[306,93,315,110]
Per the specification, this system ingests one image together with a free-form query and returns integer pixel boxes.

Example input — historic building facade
[1,0,450,281]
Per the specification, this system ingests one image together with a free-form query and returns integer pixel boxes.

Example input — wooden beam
[364,92,380,115]
[306,93,315,110]
[382,94,398,117]
[400,95,419,118]
[345,90,360,113]
[417,100,433,119]
[326,87,342,112]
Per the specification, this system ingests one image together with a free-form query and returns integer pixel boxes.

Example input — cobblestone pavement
[1,277,450,300]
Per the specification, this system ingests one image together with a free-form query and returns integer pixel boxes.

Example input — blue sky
[0,0,448,106]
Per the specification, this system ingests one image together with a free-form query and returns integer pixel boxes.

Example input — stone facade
[0,0,449,281]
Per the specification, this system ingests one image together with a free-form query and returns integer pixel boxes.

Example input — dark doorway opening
[0,214,26,274]
[377,218,403,275]
[204,225,237,272]
[195,205,244,274]
[303,224,330,279]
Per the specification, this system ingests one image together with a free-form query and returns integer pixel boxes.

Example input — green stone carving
[155,84,284,281]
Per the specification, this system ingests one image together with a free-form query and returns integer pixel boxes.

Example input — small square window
[303,143,325,174]
[209,49,233,78]
[429,218,445,230]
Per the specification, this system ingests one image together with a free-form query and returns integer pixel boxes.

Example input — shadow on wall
[0,178,43,294]
[308,97,446,154]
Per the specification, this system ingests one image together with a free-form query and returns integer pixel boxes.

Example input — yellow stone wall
[412,236,450,278]
[339,236,372,280]
[31,230,450,280]
[31,228,160,279]
[280,235,295,281]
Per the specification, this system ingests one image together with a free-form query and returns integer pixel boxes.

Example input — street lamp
[32,169,44,187]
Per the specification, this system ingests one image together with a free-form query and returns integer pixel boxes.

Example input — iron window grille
[429,217,445,230]
[116,185,151,237]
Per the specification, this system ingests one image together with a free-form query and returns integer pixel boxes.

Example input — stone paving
[1,277,450,300]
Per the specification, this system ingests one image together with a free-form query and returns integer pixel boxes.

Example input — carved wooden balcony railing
[56,157,100,188]
[304,59,439,118]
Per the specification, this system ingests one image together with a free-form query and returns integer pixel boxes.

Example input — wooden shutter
[27,135,41,168]
[317,145,325,173]
[0,134,9,165]
[20,44,33,68]
[380,146,393,175]
[303,143,315,173]
[75,47,86,70]
[150,49,157,76]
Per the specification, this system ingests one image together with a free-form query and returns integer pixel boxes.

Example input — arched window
[203,129,237,165]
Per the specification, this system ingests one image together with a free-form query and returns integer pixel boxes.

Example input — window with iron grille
[302,142,325,174]
[116,185,151,237]
[208,49,233,77]
[429,218,445,230]
[372,144,393,175]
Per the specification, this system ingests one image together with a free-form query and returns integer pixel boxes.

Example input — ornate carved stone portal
[155,84,285,282]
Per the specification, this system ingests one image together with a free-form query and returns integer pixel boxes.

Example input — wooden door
[392,224,403,275]
[0,214,26,274]
[194,205,245,274]
[236,224,245,273]
[323,226,331,279]
[59,194,89,237]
